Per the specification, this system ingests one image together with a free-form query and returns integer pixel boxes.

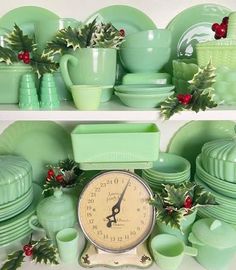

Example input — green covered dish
[201,137,236,182]
[0,155,32,205]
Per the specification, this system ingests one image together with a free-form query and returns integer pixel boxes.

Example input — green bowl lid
[192,218,236,249]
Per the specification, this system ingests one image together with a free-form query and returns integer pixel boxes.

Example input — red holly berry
[177,94,192,105]
[23,58,31,64]
[18,52,24,60]
[119,29,125,37]
[56,174,63,182]
[23,244,33,256]
[47,169,54,178]
[215,25,226,38]
[184,196,193,209]
[211,23,219,32]
[214,34,221,40]
[222,16,229,25]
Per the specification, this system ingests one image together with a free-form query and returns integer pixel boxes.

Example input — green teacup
[151,234,197,270]
[60,48,117,90]
[71,85,102,110]
[56,228,79,263]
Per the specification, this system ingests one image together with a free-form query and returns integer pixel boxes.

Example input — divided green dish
[71,123,160,165]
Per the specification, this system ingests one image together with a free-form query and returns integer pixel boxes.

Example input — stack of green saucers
[195,155,236,225]
[142,152,191,192]
[0,184,42,247]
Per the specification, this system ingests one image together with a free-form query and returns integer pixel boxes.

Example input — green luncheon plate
[165,4,231,74]
[0,184,42,231]
[167,121,236,178]
[85,5,156,36]
[0,6,59,37]
[0,121,73,184]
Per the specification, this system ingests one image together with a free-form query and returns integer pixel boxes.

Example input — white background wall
[1,0,236,28]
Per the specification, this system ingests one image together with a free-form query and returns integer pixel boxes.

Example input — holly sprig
[44,18,125,57]
[161,62,217,119]
[0,24,58,77]
[43,158,83,195]
[0,235,58,270]
[149,182,217,230]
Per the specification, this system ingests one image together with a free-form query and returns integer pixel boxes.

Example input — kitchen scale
[78,170,155,268]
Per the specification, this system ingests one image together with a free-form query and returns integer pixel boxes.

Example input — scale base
[80,242,153,268]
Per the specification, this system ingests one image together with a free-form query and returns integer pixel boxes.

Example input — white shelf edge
[1,100,236,122]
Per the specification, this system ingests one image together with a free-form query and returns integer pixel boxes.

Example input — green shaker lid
[192,218,236,249]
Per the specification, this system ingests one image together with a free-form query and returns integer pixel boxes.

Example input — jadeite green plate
[85,5,156,36]
[0,6,59,37]
[165,4,231,74]
[0,184,42,230]
[167,121,236,178]
[0,121,73,184]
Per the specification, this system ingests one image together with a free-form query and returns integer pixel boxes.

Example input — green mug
[56,228,79,263]
[60,48,117,90]
[150,234,197,270]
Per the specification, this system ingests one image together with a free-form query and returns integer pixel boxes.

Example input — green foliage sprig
[150,182,217,230]
[45,18,125,56]
[161,62,217,119]
[0,24,58,77]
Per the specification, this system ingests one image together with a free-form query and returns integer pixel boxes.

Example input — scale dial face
[78,171,155,253]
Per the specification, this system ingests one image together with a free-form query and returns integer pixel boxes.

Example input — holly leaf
[30,52,59,77]
[0,46,18,64]
[160,94,185,119]
[77,18,97,47]
[56,26,81,50]
[191,87,217,113]
[1,250,24,270]
[44,38,68,56]
[32,238,59,265]
[191,184,218,208]
[91,22,124,48]
[189,61,216,92]
[5,24,35,52]
[164,184,189,208]
[157,208,185,230]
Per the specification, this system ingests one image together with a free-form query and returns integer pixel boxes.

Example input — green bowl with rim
[115,90,173,108]
[114,84,175,95]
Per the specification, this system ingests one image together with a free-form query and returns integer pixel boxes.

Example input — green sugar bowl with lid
[188,218,236,270]
[28,188,76,242]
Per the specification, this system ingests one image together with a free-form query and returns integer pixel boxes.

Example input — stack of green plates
[0,184,42,247]
[196,155,236,199]
[142,152,191,192]
[0,187,33,221]
[194,175,236,225]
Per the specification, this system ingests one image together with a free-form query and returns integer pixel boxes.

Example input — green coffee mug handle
[28,215,45,233]
[184,245,198,257]
[59,54,78,90]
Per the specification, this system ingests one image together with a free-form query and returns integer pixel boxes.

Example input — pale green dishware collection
[1,3,236,270]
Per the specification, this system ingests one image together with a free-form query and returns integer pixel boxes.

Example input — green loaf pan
[71,123,160,163]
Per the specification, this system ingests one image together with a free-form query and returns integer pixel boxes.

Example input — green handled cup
[59,48,117,90]
[150,234,197,270]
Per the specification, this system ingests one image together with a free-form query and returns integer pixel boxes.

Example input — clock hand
[106,180,130,228]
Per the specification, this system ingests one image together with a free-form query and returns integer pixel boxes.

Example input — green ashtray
[71,123,160,164]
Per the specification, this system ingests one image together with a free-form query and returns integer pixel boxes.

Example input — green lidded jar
[29,188,76,242]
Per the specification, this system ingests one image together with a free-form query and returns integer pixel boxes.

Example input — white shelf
[1,97,236,122]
